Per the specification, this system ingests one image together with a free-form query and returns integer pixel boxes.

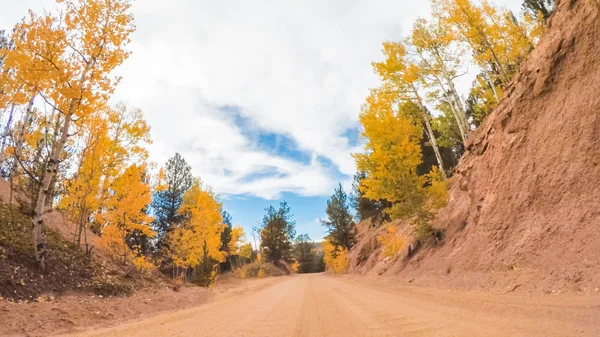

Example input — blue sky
[2,0,522,243]
[222,193,330,244]
[217,105,351,241]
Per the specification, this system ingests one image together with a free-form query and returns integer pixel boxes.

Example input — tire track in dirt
[322,276,445,337]
[61,273,600,337]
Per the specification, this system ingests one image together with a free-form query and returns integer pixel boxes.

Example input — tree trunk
[413,87,446,178]
[32,109,72,269]
[457,4,511,85]
[433,77,468,145]
[0,104,16,171]
[483,70,500,102]
[422,109,446,178]
[44,176,57,207]
[42,108,58,207]
[439,63,471,137]
[11,96,35,178]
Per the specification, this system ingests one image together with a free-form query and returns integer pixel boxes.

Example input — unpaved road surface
[62,274,600,337]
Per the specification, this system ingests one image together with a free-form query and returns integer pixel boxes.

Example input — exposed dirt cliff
[348,0,600,294]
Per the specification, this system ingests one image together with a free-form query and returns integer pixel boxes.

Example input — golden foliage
[168,180,225,269]
[353,90,426,220]
[132,255,156,275]
[323,240,349,274]
[425,166,449,211]
[228,226,246,257]
[233,261,278,279]
[377,225,405,259]
[96,164,155,267]
[290,260,300,272]
[239,243,253,260]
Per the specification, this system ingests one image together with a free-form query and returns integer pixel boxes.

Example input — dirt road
[61,274,600,337]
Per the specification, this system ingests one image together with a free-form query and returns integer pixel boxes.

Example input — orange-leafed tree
[372,42,446,176]
[96,164,155,265]
[168,179,225,285]
[227,225,246,268]
[408,17,471,144]
[58,103,151,245]
[1,0,135,268]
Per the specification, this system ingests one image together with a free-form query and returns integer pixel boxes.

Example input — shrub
[290,260,300,272]
[192,261,219,287]
[377,225,404,259]
[323,240,349,274]
[426,166,449,210]
[132,255,156,275]
[92,278,133,297]
[233,261,283,279]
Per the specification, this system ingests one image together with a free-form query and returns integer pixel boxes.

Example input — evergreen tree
[293,234,316,273]
[322,184,357,250]
[351,172,390,223]
[152,153,194,248]
[219,210,233,271]
[523,0,554,22]
[260,201,296,262]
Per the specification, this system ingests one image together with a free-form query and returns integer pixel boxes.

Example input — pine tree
[260,201,296,262]
[219,210,233,271]
[293,234,317,273]
[152,153,194,248]
[351,171,390,223]
[322,183,356,250]
[523,0,554,22]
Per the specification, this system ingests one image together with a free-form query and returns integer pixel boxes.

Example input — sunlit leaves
[322,240,349,274]
[168,180,225,269]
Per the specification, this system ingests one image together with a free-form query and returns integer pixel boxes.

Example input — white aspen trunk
[0,103,16,167]
[456,3,510,84]
[32,108,72,269]
[422,111,447,178]
[433,76,468,145]
[483,70,500,102]
[440,68,471,136]
[11,96,35,177]
[446,92,468,145]
[412,87,447,178]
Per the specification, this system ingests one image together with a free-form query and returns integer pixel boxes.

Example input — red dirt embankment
[349,0,600,294]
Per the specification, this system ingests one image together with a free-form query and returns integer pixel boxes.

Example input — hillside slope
[349,0,600,293]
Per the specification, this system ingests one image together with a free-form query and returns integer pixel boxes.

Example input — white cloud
[2,0,524,199]
[110,0,433,198]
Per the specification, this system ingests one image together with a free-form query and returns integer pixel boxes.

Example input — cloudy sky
[2,0,521,241]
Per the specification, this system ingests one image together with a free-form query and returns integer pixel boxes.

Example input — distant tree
[314,250,325,272]
[152,153,194,248]
[168,179,225,286]
[523,0,554,22]
[219,210,233,271]
[227,225,246,268]
[260,201,296,262]
[322,183,357,250]
[293,234,316,273]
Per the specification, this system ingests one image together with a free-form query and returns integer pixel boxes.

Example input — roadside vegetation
[0,0,556,297]
[321,0,554,272]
